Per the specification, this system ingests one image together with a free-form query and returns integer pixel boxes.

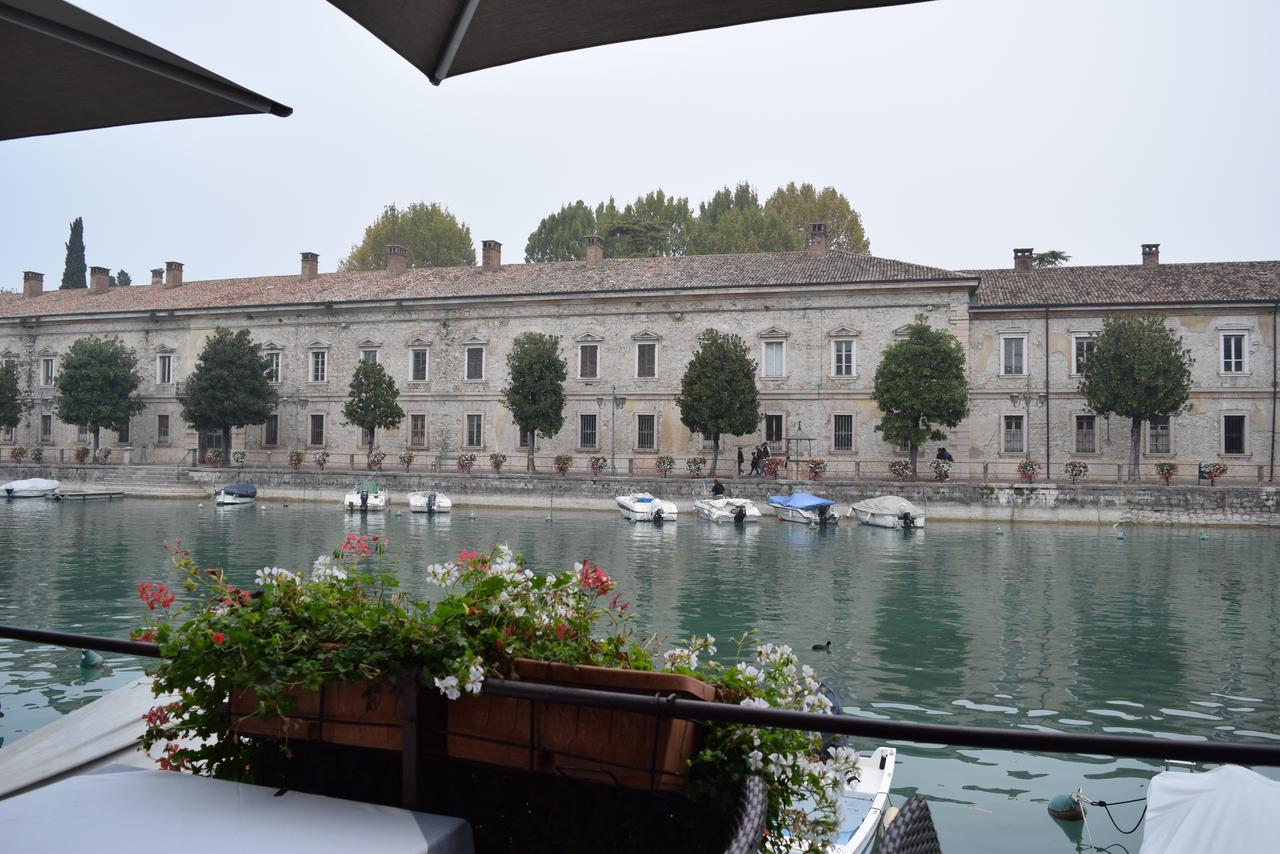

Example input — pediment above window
[827,326,859,338]
[758,326,789,339]
[154,344,176,354]
[406,334,432,347]
[1,349,19,359]
[891,325,914,338]
[260,340,284,351]
[356,337,383,348]
[575,331,604,343]
[37,347,58,356]
[461,334,488,346]
[306,339,331,349]
[632,330,662,342]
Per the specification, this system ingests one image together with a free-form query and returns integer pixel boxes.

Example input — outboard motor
[359,489,369,511]
[652,507,664,525]
[426,491,436,514]
[733,504,747,524]
[901,511,914,529]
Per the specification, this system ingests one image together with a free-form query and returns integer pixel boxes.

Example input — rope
[1077,794,1148,835]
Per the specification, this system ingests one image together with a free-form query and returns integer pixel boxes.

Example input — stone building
[1,228,1276,482]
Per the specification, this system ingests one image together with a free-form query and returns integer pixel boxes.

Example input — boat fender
[1047,793,1085,821]
[1199,531,1209,540]
[995,526,1004,536]
[467,511,477,520]
[360,490,369,510]
[80,649,104,668]
[880,805,900,836]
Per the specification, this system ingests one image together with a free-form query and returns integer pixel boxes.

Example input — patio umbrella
[0,0,291,141]
[328,0,932,85]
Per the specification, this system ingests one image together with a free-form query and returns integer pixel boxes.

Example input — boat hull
[3,478,60,499]
[616,493,678,522]
[849,497,926,529]
[830,746,897,854]
[343,492,388,511]
[407,491,452,514]
[693,497,761,523]
[769,504,840,525]
[214,492,254,506]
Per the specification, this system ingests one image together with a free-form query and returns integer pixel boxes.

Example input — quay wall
[4,463,1279,527]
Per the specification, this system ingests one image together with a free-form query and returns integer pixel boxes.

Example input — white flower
[747,749,763,771]
[739,696,770,709]
[465,661,485,694]
[433,675,460,700]
[255,567,299,586]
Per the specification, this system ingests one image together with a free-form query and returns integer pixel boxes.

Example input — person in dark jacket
[711,479,726,497]
[936,447,954,462]
[736,447,744,476]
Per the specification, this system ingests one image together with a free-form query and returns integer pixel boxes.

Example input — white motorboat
[829,746,897,854]
[616,492,678,523]
[3,478,60,499]
[693,496,762,523]
[407,490,452,514]
[767,493,840,525]
[214,483,257,506]
[342,479,388,511]
[849,496,925,529]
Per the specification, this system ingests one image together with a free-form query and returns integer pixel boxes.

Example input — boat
[849,496,925,529]
[407,490,452,514]
[616,492,678,523]
[2,478,60,499]
[214,483,257,506]
[831,746,897,854]
[342,480,388,511]
[693,496,762,523]
[767,492,840,525]
[1139,764,1280,853]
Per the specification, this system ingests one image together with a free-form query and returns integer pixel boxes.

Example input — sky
[2,0,1278,291]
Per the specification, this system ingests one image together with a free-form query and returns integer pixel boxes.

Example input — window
[833,340,855,377]
[518,428,537,450]
[1148,416,1171,454]
[309,414,325,446]
[1072,335,1096,375]
[1002,415,1025,453]
[1223,414,1247,455]
[361,426,374,448]
[580,414,598,449]
[264,414,278,446]
[579,344,599,379]
[1074,415,1096,454]
[117,420,130,444]
[411,349,429,382]
[77,424,90,443]
[156,414,169,443]
[465,347,485,381]
[636,414,656,450]
[762,341,785,378]
[410,415,426,447]
[40,357,56,387]
[1000,335,1026,376]
[465,414,483,448]
[636,343,656,378]
[156,354,173,385]
[264,352,281,384]
[1221,333,1247,373]
[360,349,378,365]
[764,414,783,452]
[2,425,13,444]
[833,414,854,452]
[309,350,327,383]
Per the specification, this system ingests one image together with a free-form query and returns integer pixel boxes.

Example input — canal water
[2,497,1277,851]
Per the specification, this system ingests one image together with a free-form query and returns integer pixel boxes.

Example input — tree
[872,316,970,478]
[675,330,761,477]
[61,217,86,289]
[339,202,476,271]
[115,270,132,286]
[53,337,144,452]
[1080,315,1193,481]
[0,362,20,436]
[525,200,598,262]
[180,328,280,465]
[501,332,567,473]
[1032,250,1071,268]
[597,190,693,258]
[342,361,404,454]
[686,183,802,255]
[764,182,870,253]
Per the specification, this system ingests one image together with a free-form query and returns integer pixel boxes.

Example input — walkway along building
[1,229,1277,482]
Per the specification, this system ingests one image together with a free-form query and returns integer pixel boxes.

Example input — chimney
[301,251,319,282]
[807,222,828,254]
[150,268,164,286]
[481,240,502,271]
[1013,248,1034,272]
[585,234,604,267]
[386,244,407,273]
[163,261,183,289]
[22,271,43,298]
[90,266,111,293]
[1142,243,1160,267]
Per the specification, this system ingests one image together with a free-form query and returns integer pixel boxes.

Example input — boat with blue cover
[767,493,840,525]
[616,492,678,523]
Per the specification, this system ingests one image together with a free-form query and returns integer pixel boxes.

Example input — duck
[811,641,832,651]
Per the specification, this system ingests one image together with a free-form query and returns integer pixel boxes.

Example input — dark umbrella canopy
[0,0,291,141]
[329,0,932,85]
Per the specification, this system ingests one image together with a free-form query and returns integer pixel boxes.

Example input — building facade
[1,231,1276,482]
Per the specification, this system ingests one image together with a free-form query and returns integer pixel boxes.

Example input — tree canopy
[1079,315,1193,480]
[339,202,476,271]
[872,316,970,477]
[524,201,598,262]
[764,182,870,253]
[501,332,567,472]
[686,184,801,256]
[53,337,144,450]
[115,270,132,286]
[180,328,280,463]
[675,329,761,476]
[61,217,86,289]
[343,361,404,452]
[0,362,20,432]
[1032,250,1071,268]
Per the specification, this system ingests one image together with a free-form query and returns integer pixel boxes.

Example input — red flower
[211,632,225,646]
[556,623,569,640]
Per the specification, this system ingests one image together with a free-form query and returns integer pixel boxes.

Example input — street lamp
[594,386,627,476]
[1008,382,1045,459]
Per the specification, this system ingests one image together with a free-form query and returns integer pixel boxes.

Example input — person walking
[736,447,744,476]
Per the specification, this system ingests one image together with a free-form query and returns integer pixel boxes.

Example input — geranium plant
[589,455,608,476]
[1017,458,1040,482]
[489,452,507,472]
[287,449,304,470]
[762,456,784,479]
[1156,461,1178,484]
[204,448,222,467]
[95,447,112,464]
[456,453,476,473]
[888,459,911,481]
[8,446,26,462]
[655,455,675,477]
[1200,461,1227,485]
[553,454,572,476]
[1064,459,1089,484]
[367,450,386,471]
[928,458,951,481]
[398,450,415,471]
[232,450,247,467]
[807,458,827,481]
[30,447,43,463]
[312,449,330,470]
[686,456,706,477]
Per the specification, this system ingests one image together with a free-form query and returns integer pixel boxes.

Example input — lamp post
[594,385,627,476]
[1008,382,1046,460]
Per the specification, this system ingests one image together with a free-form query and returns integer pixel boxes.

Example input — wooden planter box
[446,659,716,793]
[230,680,408,751]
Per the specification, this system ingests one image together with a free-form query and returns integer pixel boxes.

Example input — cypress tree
[61,217,87,289]
[115,270,132,286]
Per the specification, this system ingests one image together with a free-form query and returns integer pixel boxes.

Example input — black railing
[5,623,1280,768]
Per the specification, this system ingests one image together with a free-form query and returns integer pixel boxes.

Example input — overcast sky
[2,0,1277,291]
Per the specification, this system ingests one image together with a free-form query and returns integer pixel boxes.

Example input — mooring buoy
[1047,793,1085,821]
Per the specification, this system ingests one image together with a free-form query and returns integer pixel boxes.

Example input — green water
[2,498,1278,851]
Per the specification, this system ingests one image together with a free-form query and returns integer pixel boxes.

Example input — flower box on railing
[229,679,412,752]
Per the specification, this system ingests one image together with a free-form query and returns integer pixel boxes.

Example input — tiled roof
[0,250,972,320]
[967,261,1280,307]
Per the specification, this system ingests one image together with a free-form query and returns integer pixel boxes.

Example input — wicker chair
[879,795,943,854]
[720,776,769,854]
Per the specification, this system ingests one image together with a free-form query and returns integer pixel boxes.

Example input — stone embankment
[4,463,1278,527]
